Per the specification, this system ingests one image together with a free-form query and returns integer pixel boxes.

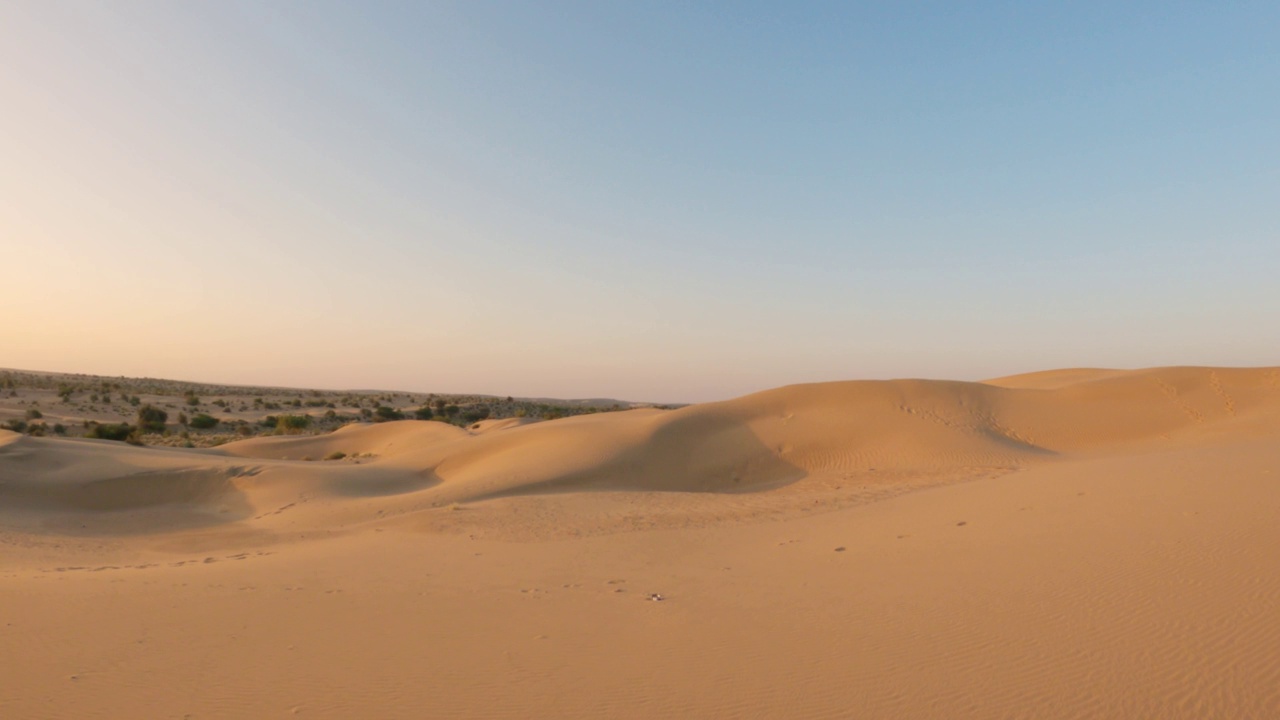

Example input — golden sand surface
[3,366,1279,718]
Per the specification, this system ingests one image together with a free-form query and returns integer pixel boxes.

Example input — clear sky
[2,2,1276,402]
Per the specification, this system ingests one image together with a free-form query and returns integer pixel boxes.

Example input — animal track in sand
[1153,379,1205,423]
[254,501,299,520]
[46,550,272,574]
[1209,371,1236,417]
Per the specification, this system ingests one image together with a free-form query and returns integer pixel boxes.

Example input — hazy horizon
[4,2,1277,402]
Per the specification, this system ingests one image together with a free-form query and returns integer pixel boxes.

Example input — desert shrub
[177,412,188,426]
[4,419,27,433]
[462,406,491,424]
[275,415,311,433]
[185,395,200,406]
[236,424,254,436]
[373,406,404,422]
[52,423,67,435]
[25,408,43,420]
[325,451,347,461]
[27,422,47,436]
[189,413,219,429]
[137,404,168,433]
[87,423,134,441]
[414,406,435,420]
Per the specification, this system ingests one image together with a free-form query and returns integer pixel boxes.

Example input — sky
[1,1,1277,402]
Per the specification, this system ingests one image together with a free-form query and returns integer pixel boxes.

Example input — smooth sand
[3,366,1279,718]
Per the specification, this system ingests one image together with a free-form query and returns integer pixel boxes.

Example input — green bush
[25,408,43,420]
[137,404,168,433]
[373,406,404,422]
[189,413,219,429]
[276,415,311,433]
[4,419,27,433]
[414,406,435,420]
[87,423,134,442]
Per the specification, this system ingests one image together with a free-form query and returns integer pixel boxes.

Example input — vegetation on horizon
[0,368,669,448]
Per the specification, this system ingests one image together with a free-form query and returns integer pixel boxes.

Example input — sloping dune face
[375,366,1277,499]
[0,433,252,511]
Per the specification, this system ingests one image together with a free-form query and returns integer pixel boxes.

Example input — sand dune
[2,366,1279,718]
[6,366,1273,516]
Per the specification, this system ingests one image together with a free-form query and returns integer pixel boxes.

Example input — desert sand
[2,366,1279,718]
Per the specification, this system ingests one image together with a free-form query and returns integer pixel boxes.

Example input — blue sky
[2,2,1276,401]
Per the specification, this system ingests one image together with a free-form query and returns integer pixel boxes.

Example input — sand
[2,365,1279,718]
